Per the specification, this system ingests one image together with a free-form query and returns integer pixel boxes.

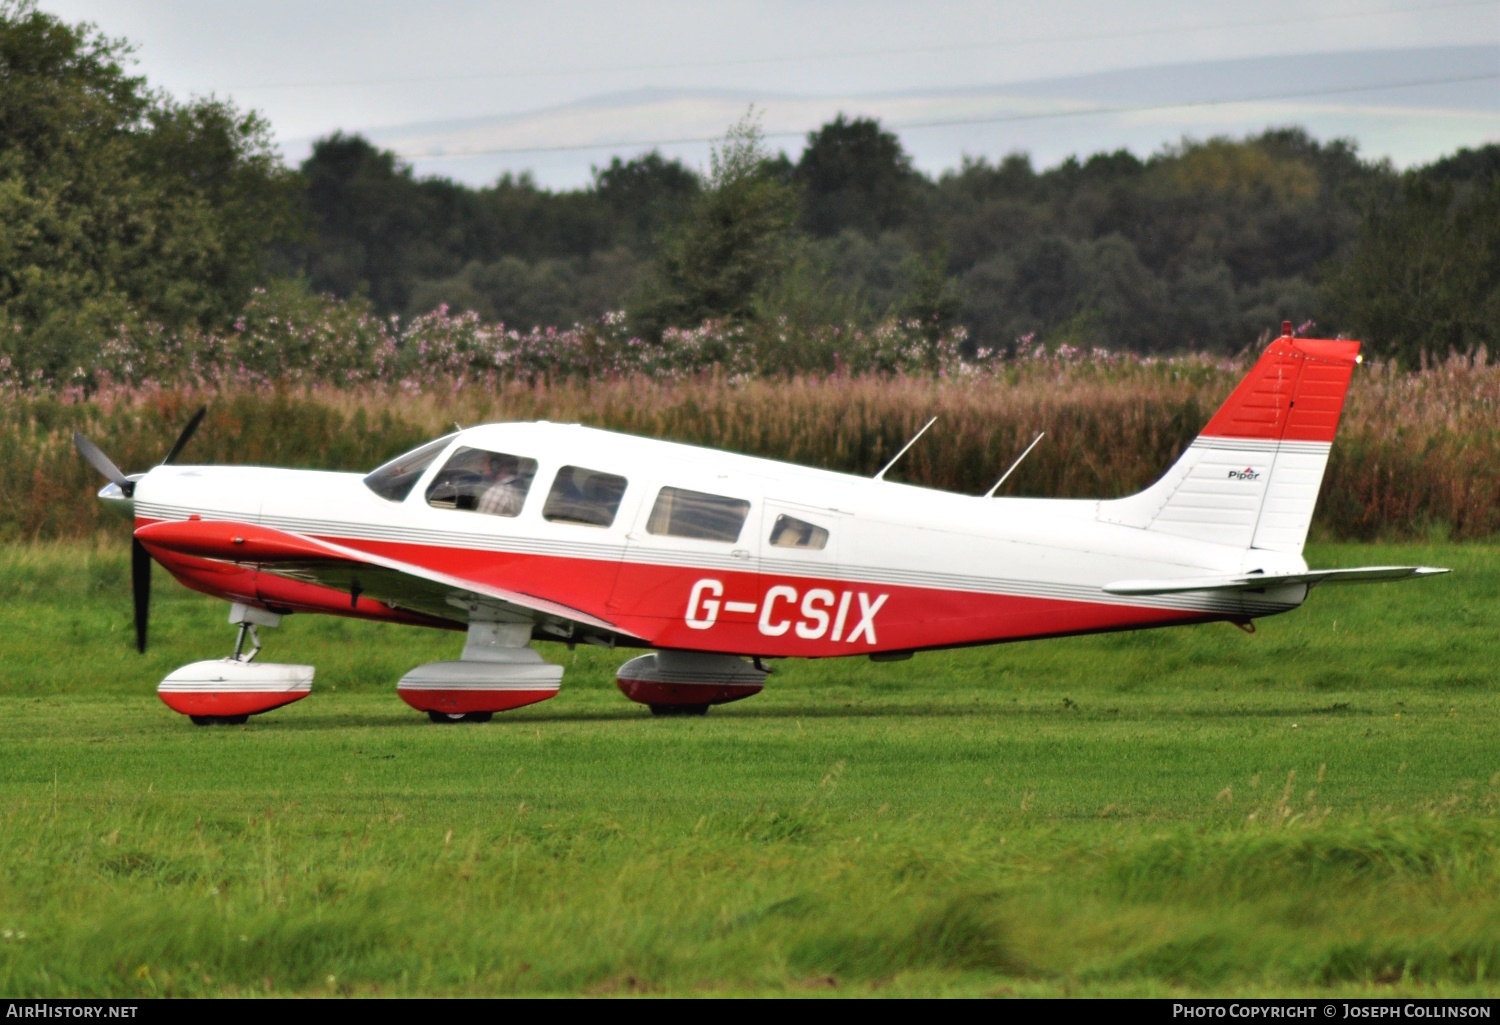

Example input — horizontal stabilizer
[1103,565,1448,596]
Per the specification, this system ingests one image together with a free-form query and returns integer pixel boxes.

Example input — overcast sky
[41,0,1500,184]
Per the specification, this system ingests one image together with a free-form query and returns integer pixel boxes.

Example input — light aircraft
[74,325,1446,725]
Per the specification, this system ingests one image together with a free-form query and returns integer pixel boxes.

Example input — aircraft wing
[1102,565,1449,596]
[134,518,626,634]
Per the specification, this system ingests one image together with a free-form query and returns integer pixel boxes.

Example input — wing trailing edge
[1102,565,1449,596]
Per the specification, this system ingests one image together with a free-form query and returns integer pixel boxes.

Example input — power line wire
[225,0,1497,92]
[392,70,1500,160]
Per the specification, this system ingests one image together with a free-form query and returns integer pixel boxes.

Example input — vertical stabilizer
[1099,329,1360,554]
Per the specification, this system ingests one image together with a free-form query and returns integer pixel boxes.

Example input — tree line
[3,0,1497,384]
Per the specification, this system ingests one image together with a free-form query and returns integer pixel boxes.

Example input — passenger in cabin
[769,513,828,549]
[476,452,529,516]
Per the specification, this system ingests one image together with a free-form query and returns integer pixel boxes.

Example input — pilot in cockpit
[476,452,528,516]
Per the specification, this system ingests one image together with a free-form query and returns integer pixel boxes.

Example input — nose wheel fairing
[157,603,313,723]
[158,659,313,719]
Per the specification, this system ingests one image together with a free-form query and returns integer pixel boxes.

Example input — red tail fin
[1201,337,1361,444]
[1100,331,1361,554]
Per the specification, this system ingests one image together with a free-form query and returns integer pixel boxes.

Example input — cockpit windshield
[363,434,456,502]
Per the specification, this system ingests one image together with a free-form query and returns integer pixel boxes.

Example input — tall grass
[5,353,1497,541]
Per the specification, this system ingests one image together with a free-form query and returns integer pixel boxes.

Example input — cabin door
[609,476,763,642]
[755,500,848,647]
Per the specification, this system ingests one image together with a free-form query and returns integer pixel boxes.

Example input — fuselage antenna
[984,432,1045,497]
[874,417,938,482]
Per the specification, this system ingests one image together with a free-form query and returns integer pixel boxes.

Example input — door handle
[730,549,751,560]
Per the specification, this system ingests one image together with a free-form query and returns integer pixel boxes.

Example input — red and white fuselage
[107,335,1444,721]
[133,421,1309,656]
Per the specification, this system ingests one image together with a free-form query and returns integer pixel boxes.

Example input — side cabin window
[364,434,456,502]
[425,447,538,517]
[646,487,750,543]
[543,466,628,527]
[769,513,829,550]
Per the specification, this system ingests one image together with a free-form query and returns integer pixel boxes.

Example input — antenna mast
[873,417,937,482]
[984,432,1045,498]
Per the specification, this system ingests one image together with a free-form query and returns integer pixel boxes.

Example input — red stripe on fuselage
[136,515,1221,655]
[319,535,1214,656]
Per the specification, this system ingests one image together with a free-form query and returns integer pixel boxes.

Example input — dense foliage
[299,133,693,326]
[629,114,802,338]
[295,118,1499,365]
[0,0,299,383]
[1324,158,1500,366]
[28,283,972,392]
[1,2,1497,385]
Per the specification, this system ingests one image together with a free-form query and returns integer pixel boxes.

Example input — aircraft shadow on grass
[187,697,1379,732]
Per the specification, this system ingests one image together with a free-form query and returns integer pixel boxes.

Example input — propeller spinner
[72,406,208,653]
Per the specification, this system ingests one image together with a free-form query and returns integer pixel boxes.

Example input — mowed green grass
[0,541,1497,997]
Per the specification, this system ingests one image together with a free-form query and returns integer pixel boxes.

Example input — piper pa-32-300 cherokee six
[74,325,1446,725]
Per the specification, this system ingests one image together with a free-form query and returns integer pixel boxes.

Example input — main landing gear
[404,644,768,721]
[400,620,563,722]
[427,710,494,724]
[616,651,768,715]
[398,623,772,722]
[157,604,313,726]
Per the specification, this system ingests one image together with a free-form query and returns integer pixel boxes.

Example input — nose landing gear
[158,603,313,726]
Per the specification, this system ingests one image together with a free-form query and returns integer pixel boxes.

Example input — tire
[649,704,710,717]
[428,710,467,724]
[190,715,214,727]
[462,712,493,723]
[190,714,250,726]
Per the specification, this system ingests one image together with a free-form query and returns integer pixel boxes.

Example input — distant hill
[277,44,1499,187]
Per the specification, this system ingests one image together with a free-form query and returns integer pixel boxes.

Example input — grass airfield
[0,541,1497,998]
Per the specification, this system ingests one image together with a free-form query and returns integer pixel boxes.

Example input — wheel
[462,712,493,723]
[649,703,710,717]
[190,714,250,726]
[190,715,214,727]
[428,710,467,724]
[222,715,249,725]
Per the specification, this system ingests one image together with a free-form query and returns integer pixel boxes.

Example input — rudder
[1099,328,1360,554]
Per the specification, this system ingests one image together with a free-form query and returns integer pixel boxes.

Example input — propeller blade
[73,432,129,488]
[131,537,151,654]
[162,405,207,465]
